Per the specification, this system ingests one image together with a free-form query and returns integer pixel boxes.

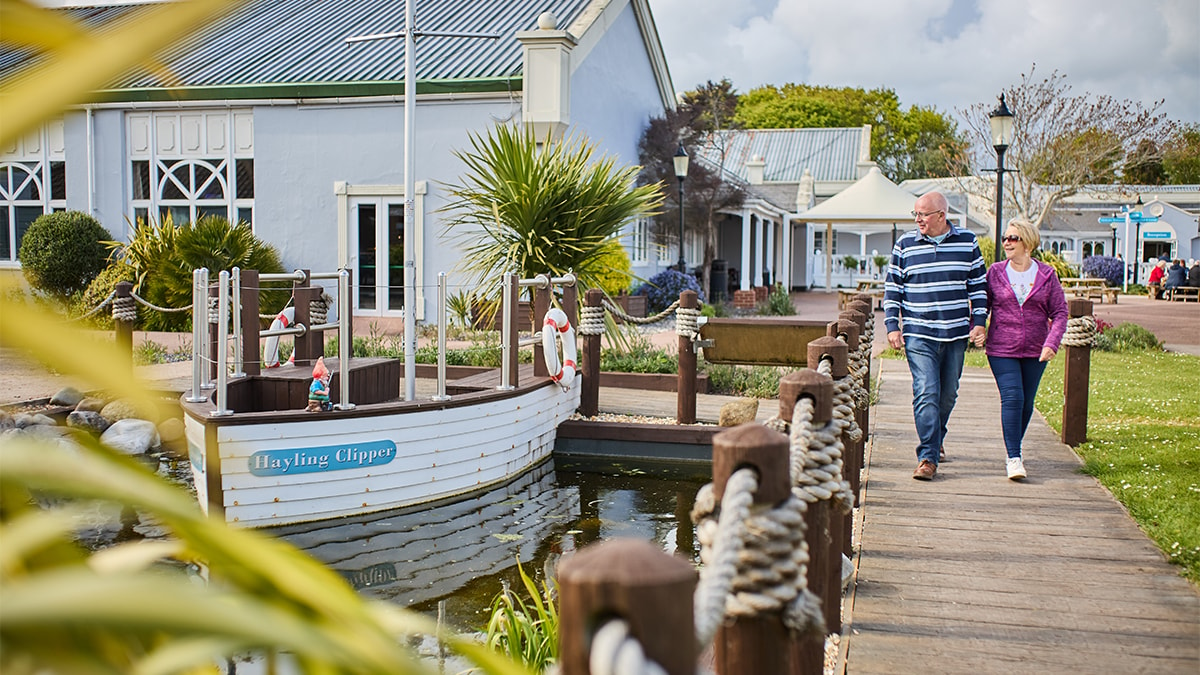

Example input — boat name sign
[249,441,397,476]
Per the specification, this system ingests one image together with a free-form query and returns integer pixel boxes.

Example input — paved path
[846,359,1200,673]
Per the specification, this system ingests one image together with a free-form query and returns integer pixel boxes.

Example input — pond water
[261,457,709,633]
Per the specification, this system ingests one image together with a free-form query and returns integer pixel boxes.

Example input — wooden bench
[839,287,883,310]
[1165,286,1199,302]
[1061,278,1119,304]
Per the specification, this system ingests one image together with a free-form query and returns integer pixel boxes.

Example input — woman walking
[974,221,1068,480]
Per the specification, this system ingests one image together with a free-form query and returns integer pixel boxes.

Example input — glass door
[351,198,405,315]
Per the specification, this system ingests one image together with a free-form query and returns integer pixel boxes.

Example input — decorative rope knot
[1062,314,1098,348]
[309,297,328,325]
[111,294,137,323]
[578,304,606,336]
[207,296,221,324]
[675,306,701,338]
[691,468,824,647]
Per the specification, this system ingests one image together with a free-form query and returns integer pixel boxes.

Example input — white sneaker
[1006,457,1026,480]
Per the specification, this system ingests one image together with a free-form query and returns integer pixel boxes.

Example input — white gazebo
[798,167,964,290]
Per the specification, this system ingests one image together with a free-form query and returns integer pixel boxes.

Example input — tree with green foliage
[440,123,662,304]
[951,65,1176,228]
[1162,123,1200,184]
[1123,138,1167,185]
[102,214,288,331]
[638,80,746,299]
[19,210,112,299]
[734,83,967,182]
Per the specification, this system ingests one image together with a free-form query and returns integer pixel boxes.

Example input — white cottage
[0,0,676,328]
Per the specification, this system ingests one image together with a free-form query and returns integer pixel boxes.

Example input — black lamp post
[673,144,689,273]
[1110,220,1118,258]
[989,94,1015,263]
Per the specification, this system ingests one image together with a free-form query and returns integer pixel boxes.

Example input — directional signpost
[1099,205,1160,293]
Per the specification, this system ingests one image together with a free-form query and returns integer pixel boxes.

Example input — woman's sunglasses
[1001,235,1022,243]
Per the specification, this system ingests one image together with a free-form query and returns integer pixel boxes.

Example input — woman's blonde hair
[1005,220,1040,251]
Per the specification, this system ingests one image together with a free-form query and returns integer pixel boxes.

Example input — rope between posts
[602,298,680,325]
[1062,315,1097,347]
[131,292,193,313]
[68,290,115,322]
[588,618,669,675]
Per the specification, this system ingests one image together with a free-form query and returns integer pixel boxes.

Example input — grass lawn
[947,348,1199,584]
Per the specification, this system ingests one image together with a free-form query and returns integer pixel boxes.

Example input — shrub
[873,254,889,274]
[71,261,136,329]
[109,214,288,331]
[1081,255,1123,286]
[758,284,795,316]
[588,240,635,296]
[19,210,113,298]
[633,269,703,313]
[841,255,859,271]
[1032,248,1075,280]
[599,334,676,373]
[1093,322,1162,353]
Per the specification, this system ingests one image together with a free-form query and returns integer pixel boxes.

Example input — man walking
[883,192,987,480]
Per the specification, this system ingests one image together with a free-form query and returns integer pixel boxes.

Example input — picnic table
[1060,277,1119,304]
[841,279,884,309]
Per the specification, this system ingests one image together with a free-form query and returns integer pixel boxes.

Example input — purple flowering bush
[633,269,704,312]
[1081,255,1123,286]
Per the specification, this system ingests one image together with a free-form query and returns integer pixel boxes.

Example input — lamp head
[989,94,1014,152]
[673,144,689,180]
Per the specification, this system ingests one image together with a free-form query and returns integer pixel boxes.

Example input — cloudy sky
[647,0,1199,126]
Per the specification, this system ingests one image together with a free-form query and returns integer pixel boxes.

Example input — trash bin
[710,259,728,303]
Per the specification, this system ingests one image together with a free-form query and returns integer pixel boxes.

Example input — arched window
[1,122,67,263]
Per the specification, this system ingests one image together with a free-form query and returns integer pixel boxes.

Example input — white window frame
[629,217,649,265]
[1,121,66,266]
[127,110,253,230]
[335,182,427,320]
[814,229,838,255]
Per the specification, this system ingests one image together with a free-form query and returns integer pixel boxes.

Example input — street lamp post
[1110,221,1118,258]
[673,144,689,273]
[988,94,1015,264]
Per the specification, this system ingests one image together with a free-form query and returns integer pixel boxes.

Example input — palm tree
[440,123,663,302]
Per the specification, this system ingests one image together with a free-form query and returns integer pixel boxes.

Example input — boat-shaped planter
[182,360,580,527]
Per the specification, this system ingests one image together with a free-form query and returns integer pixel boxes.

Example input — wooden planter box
[613,294,648,323]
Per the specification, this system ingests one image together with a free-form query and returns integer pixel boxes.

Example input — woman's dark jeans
[987,355,1048,458]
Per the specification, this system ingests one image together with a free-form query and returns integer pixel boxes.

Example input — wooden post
[708,423,803,675]
[846,298,873,457]
[114,281,134,377]
[778,369,839,657]
[533,277,551,377]
[677,290,698,424]
[806,335,850,625]
[559,539,697,675]
[505,273,519,387]
[562,277,579,327]
[208,281,220,383]
[580,289,602,417]
[829,317,863,506]
[240,269,261,376]
[1062,298,1093,446]
[292,272,316,367]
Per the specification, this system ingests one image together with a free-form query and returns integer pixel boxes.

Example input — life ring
[264,306,295,368]
[542,307,577,387]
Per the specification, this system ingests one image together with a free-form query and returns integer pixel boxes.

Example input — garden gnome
[306,357,332,412]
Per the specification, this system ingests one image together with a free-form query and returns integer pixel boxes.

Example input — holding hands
[969,325,986,348]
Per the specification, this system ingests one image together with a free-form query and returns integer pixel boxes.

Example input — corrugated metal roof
[696,127,865,184]
[1,0,595,94]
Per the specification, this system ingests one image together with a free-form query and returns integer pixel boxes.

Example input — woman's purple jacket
[984,261,1069,358]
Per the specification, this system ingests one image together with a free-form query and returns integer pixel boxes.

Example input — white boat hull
[184,378,580,527]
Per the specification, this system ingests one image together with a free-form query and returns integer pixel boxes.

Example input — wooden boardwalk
[847,359,1199,673]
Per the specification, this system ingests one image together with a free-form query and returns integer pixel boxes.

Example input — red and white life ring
[264,306,295,368]
[542,307,577,387]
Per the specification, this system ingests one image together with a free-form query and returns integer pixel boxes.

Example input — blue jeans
[904,336,968,464]
[987,356,1048,459]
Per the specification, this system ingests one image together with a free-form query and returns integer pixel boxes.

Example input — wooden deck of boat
[845,359,1199,673]
[588,360,1199,673]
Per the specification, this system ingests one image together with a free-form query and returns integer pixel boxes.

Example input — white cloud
[648,0,1200,125]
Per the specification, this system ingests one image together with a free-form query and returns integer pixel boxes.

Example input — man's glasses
[1001,235,1022,243]
[911,210,943,219]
